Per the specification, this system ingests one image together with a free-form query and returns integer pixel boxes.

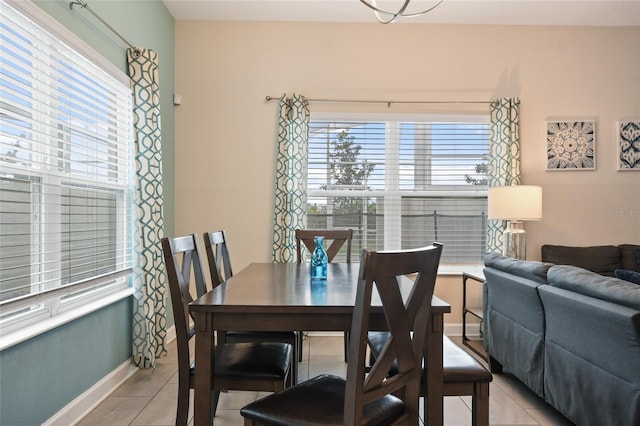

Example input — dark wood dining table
[189,262,451,426]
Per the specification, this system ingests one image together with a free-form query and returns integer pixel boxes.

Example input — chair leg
[488,355,503,373]
[472,382,490,426]
[211,390,221,420]
[289,347,298,387]
[297,331,304,362]
[343,331,350,362]
[176,377,190,426]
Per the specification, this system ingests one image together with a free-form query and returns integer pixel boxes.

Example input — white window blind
[0,2,134,330]
[308,114,489,263]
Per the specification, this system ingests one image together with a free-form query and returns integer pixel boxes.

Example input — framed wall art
[617,120,640,171]
[546,120,596,170]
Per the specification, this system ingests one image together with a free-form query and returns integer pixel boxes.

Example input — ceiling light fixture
[360,0,444,24]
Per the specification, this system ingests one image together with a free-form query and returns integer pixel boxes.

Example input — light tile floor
[77,335,574,426]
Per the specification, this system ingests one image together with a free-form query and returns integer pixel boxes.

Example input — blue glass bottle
[310,236,328,280]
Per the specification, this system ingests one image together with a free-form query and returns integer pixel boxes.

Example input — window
[0,1,134,341]
[308,113,490,264]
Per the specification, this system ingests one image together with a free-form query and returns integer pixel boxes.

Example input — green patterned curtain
[487,97,521,253]
[127,48,167,368]
[272,94,310,262]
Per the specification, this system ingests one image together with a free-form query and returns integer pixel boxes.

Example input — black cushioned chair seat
[240,374,405,426]
[214,342,292,380]
[442,336,493,384]
[224,330,296,340]
[368,332,492,386]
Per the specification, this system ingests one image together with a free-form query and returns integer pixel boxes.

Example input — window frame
[0,0,134,349]
[308,111,490,266]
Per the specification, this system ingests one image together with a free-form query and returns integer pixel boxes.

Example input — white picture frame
[617,120,640,171]
[546,120,596,170]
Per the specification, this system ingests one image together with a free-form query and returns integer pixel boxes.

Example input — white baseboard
[166,324,176,343]
[444,323,481,337]
[43,359,139,426]
[45,326,177,426]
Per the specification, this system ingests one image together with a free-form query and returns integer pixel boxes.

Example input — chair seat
[190,342,292,381]
[442,335,492,384]
[224,330,297,341]
[240,374,405,426]
[368,332,492,385]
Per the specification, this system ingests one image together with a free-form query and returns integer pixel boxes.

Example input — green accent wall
[0,299,133,425]
[0,1,174,424]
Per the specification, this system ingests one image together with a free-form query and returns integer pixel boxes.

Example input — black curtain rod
[69,0,140,55]
[265,95,491,107]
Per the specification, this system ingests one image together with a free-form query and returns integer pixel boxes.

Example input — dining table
[189,262,451,426]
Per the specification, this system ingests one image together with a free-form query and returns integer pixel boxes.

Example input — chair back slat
[203,230,234,288]
[295,229,353,263]
[344,243,443,425]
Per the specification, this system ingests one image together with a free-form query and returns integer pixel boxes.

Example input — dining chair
[240,243,443,426]
[295,228,353,264]
[202,230,299,384]
[295,228,353,362]
[367,332,493,426]
[161,234,293,426]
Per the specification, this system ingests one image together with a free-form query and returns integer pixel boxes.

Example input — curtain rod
[69,0,140,56]
[265,95,491,107]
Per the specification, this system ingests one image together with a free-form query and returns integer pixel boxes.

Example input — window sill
[437,263,484,276]
[0,287,134,351]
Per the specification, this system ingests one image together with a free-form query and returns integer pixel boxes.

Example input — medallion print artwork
[617,121,640,170]
[546,121,596,170]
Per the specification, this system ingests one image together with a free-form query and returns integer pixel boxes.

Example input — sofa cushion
[615,269,640,285]
[484,252,553,284]
[618,244,640,272]
[548,265,640,311]
[541,245,621,276]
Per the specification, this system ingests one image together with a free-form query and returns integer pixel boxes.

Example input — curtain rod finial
[69,0,87,10]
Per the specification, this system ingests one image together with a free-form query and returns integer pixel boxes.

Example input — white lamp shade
[488,185,543,221]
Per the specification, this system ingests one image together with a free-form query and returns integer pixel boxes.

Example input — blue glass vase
[310,236,328,280]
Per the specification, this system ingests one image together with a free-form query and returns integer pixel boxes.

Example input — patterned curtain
[487,97,521,253]
[127,48,167,368]
[272,94,310,262]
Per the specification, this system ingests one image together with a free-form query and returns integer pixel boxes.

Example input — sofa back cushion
[618,244,640,272]
[484,252,553,283]
[541,245,621,276]
[548,265,640,311]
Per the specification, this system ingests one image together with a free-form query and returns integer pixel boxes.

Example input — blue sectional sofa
[482,247,640,426]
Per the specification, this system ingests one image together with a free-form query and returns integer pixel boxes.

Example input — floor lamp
[488,185,542,260]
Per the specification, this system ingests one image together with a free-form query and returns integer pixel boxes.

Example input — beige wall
[175,21,639,327]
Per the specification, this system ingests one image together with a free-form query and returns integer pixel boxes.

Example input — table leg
[426,312,444,426]
[193,311,213,426]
